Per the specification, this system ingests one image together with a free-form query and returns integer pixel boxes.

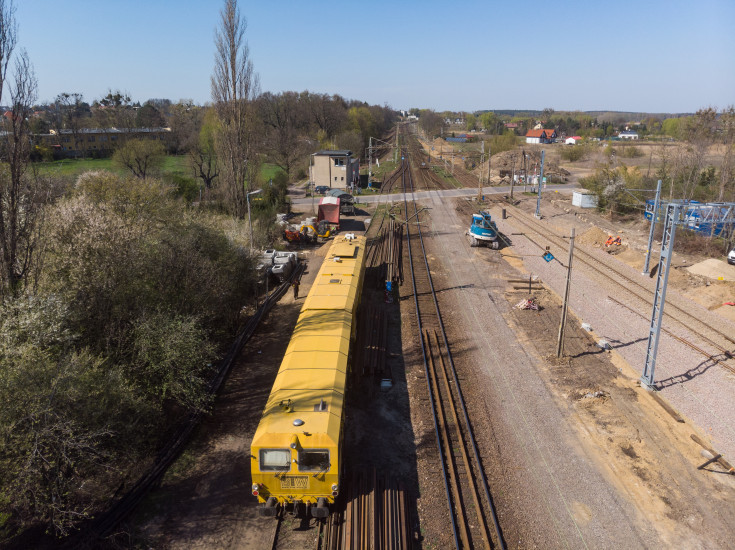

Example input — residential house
[525,129,557,144]
[619,130,639,140]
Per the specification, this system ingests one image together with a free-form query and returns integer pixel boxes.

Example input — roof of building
[48,127,171,135]
[314,150,353,157]
[525,129,556,138]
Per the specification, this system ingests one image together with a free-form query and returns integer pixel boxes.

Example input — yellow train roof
[252,388,344,448]
[302,236,365,312]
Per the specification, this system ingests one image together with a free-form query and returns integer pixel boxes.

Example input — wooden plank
[649,391,685,423]
[690,434,735,474]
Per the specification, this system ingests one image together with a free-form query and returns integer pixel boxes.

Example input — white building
[619,131,639,140]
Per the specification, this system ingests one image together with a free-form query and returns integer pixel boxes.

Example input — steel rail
[401,155,460,548]
[403,156,505,549]
[509,205,735,357]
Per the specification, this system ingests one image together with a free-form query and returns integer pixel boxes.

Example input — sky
[13,0,735,114]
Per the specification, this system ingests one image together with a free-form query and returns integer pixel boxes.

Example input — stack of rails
[353,303,389,384]
[318,469,412,550]
[250,235,367,518]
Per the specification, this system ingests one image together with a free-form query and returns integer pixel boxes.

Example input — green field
[33,156,282,182]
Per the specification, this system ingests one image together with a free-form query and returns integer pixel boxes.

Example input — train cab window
[298,450,330,472]
[259,449,291,471]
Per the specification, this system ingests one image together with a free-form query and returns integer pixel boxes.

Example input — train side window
[259,449,291,471]
[298,450,330,472]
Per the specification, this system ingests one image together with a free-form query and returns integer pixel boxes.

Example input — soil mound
[577,226,612,247]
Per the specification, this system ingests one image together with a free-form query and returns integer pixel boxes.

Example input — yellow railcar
[250,235,366,517]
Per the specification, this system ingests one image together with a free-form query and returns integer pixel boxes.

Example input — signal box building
[311,150,360,190]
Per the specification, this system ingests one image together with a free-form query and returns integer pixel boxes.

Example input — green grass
[260,163,286,182]
[33,155,281,182]
[34,157,123,177]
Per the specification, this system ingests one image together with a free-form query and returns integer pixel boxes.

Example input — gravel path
[415,190,661,549]
[494,203,735,461]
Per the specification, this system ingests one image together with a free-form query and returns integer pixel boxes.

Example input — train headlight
[252,483,260,496]
[331,483,338,493]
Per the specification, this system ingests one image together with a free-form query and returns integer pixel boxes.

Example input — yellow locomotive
[250,234,366,518]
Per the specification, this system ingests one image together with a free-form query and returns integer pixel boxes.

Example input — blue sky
[14,0,735,113]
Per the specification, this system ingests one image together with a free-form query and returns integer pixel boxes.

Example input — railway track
[401,159,505,549]
[505,204,735,373]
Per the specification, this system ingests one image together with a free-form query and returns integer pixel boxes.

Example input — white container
[572,191,598,208]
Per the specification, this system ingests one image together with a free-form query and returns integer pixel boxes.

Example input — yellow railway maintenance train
[250,234,366,518]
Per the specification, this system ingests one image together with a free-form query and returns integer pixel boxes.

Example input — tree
[465,113,477,131]
[211,0,260,219]
[168,99,203,153]
[258,91,306,180]
[418,109,443,137]
[717,106,735,202]
[189,108,219,189]
[112,138,165,179]
[136,102,165,128]
[92,89,136,128]
[0,0,16,109]
[0,49,41,295]
[480,111,501,135]
[52,92,88,157]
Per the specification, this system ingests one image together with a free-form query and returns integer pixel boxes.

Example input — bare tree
[112,137,165,180]
[52,92,87,157]
[258,91,306,179]
[211,0,260,218]
[0,50,40,294]
[0,0,16,107]
[717,106,735,202]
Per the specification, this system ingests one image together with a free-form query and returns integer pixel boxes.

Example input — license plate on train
[280,476,308,490]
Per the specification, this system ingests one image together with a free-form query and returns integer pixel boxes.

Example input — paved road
[289,183,579,208]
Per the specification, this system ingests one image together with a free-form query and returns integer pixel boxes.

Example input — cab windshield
[259,449,291,471]
[298,450,330,472]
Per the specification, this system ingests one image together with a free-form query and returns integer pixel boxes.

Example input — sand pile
[577,226,612,247]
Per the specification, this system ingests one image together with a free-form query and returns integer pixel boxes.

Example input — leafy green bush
[165,173,200,202]
[0,296,153,537]
[132,312,215,410]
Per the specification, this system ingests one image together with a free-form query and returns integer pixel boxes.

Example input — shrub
[617,145,643,158]
[560,144,588,162]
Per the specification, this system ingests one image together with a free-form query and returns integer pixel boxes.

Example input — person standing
[293,280,300,299]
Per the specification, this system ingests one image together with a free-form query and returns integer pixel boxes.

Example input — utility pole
[534,150,545,218]
[642,179,662,275]
[368,136,372,181]
[478,141,484,200]
[556,228,575,357]
[487,145,491,188]
[510,153,516,200]
[641,203,680,389]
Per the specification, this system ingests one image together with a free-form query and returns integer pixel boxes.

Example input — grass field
[33,155,283,182]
